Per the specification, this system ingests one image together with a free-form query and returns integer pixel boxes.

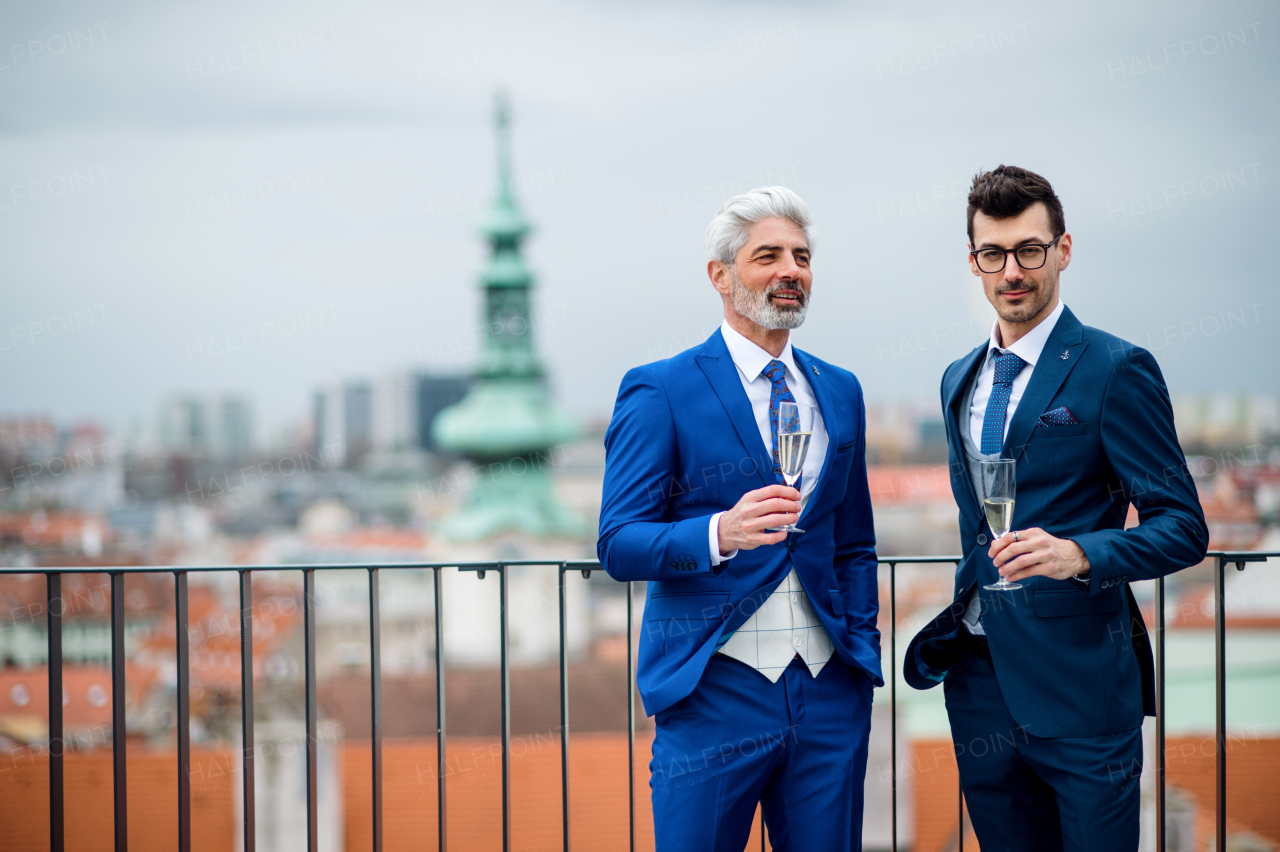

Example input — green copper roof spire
[431,91,584,542]
[481,91,531,245]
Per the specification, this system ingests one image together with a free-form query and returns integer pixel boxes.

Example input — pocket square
[1037,406,1079,427]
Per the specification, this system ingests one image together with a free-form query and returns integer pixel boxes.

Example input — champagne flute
[981,458,1020,591]
[765,401,812,534]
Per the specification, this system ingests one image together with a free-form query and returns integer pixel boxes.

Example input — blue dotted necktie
[980,351,1028,454]
[761,360,800,489]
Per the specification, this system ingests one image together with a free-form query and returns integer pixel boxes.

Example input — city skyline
[1,0,1276,428]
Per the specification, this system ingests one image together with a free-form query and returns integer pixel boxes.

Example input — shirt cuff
[709,512,737,566]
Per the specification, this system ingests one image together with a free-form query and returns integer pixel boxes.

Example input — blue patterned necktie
[761,360,800,489]
[980,350,1028,454]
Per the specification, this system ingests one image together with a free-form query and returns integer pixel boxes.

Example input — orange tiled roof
[309,527,429,551]
[866,466,955,506]
[0,512,109,550]
[0,665,143,733]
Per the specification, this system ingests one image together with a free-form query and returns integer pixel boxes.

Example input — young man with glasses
[904,165,1208,852]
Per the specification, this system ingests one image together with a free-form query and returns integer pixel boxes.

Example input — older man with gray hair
[598,187,882,850]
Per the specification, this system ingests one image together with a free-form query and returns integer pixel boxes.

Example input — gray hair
[704,186,814,265]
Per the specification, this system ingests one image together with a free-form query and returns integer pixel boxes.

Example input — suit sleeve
[832,378,881,654]
[596,366,728,582]
[1071,347,1209,592]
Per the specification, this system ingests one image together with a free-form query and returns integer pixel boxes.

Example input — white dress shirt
[708,321,834,681]
[967,300,1066,447]
[962,301,1065,635]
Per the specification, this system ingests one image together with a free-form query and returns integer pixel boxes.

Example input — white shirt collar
[986,301,1066,367]
[720,321,799,382]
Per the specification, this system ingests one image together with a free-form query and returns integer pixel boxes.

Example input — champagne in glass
[984,497,1014,538]
[765,401,812,534]
[981,458,1021,591]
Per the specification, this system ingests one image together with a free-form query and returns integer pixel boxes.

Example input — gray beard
[729,272,808,330]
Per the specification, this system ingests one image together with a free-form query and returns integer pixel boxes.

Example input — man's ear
[966,243,981,277]
[1056,232,1073,272]
[708,260,732,296]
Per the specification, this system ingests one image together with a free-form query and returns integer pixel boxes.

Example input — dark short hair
[966,165,1065,246]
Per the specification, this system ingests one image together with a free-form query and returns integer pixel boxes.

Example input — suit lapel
[946,344,987,526]
[695,329,774,488]
[791,348,836,522]
[1003,307,1087,460]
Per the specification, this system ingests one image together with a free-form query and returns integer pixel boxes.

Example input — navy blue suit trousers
[945,648,1142,852]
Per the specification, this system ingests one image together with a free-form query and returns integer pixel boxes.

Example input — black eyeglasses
[970,234,1062,273]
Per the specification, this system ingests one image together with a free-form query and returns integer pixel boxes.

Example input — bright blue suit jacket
[904,307,1209,738]
[597,329,883,717]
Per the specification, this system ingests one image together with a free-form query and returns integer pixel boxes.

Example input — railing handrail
[2,550,1276,852]
[3,550,1274,573]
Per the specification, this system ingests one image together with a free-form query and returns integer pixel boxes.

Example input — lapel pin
[812,365,820,375]
[1060,350,1070,360]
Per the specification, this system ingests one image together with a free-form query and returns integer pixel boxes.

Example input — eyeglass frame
[969,234,1063,273]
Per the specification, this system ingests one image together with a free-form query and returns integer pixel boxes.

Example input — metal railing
[3,550,1275,852]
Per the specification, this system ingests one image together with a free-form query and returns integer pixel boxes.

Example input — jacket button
[787,539,798,553]
[977,534,988,545]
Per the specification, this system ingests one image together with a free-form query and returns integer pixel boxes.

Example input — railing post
[239,570,256,852]
[499,565,512,852]
[889,561,897,852]
[1155,576,1165,852]
[110,571,128,852]
[47,573,64,852]
[627,580,636,852]
[369,568,383,852]
[1214,556,1226,852]
[176,571,191,852]
[434,567,448,852]
[558,564,571,852]
[304,568,318,852]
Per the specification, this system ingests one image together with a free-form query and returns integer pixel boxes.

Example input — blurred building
[159,394,255,462]
[416,374,470,452]
[0,417,58,459]
[343,382,372,468]
[313,374,471,466]
[211,395,254,461]
[371,371,417,453]
[313,381,347,466]
[159,395,208,454]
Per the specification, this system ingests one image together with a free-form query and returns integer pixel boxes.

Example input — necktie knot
[980,351,1028,455]
[762,360,787,386]
[992,351,1027,385]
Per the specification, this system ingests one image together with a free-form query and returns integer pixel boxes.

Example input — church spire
[477,90,537,379]
[429,91,583,542]
[481,90,531,245]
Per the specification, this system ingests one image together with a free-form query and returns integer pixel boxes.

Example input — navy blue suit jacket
[598,329,883,717]
[904,307,1208,738]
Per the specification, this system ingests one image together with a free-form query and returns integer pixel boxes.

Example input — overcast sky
[1,0,1276,433]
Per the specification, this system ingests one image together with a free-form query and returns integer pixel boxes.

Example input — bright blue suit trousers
[652,655,873,851]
